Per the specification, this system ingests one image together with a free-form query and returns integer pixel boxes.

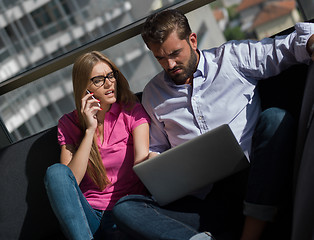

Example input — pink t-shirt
[57,102,150,210]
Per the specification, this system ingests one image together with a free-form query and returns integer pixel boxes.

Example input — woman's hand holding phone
[86,90,101,107]
[82,90,102,130]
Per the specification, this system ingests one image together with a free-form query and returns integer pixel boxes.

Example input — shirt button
[199,116,203,120]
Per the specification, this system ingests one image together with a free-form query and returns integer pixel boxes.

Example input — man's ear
[189,33,198,51]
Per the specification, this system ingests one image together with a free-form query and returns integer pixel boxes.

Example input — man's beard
[168,47,198,85]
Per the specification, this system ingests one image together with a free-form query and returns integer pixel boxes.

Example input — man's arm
[142,86,171,154]
[306,34,314,61]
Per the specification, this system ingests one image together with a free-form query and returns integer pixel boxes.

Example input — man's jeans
[112,107,296,240]
[44,163,125,240]
[244,107,295,221]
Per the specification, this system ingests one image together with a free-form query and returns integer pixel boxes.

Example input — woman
[44,51,150,240]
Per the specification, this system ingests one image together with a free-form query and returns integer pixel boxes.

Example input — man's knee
[260,107,293,126]
[114,195,153,211]
[254,107,295,140]
[112,195,153,227]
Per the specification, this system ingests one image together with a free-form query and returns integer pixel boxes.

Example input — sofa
[0,23,313,238]
[0,125,65,239]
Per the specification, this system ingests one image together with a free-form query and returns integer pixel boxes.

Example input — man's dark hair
[141,9,192,48]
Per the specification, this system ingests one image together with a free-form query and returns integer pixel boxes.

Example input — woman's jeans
[112,108,296,240]
[44,163,124,240]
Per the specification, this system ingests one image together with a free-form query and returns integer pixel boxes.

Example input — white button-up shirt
[142,23,314,160]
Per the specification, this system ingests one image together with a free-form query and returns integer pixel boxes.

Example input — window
[4,25,17,42]
[0,36,5,49]
[31,1,72,29]
[2,0,19,8]
[1,0,312,145]
[32,7,53,28]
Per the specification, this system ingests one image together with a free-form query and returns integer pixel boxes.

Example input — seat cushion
[0,126,65,239]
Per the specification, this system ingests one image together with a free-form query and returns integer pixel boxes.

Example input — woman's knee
[44,163,72,186]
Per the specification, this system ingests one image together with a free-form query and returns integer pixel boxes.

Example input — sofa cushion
[291,63,314,240]
[0,126,65,239]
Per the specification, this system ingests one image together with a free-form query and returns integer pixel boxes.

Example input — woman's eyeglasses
[90,71,117,87]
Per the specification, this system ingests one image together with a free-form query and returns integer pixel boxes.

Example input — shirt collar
[194,49,207,79]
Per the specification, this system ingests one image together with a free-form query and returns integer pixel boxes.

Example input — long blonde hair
[72,51,137,190]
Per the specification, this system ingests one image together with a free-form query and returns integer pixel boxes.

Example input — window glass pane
[0,36,5,49]
[1,0,184,83]
[20,15,34,34]
[0,0,184,142]
[4,25,17,42]
[0,0,311,143]
[2,0,19,9]
[32,8,53,27]
[61,0,72,15]
[0,49,10,62]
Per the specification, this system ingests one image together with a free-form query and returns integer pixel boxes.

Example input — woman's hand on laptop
[148,152,159,159]
[133,152,159,166]
[134,152,159,166]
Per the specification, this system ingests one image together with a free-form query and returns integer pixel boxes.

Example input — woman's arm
[60,129,95,185]
[133,122,150,165]
[60,93,100,185]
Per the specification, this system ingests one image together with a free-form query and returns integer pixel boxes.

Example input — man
[113,9,314,240]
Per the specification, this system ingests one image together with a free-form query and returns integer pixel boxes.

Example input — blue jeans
[112,108,295,240]
[44,163,128,240]
[113,194,218,240]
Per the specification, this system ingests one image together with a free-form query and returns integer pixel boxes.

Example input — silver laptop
[133,124,249,206]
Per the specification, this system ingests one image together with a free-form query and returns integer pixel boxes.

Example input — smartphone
[86,89,101,107]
